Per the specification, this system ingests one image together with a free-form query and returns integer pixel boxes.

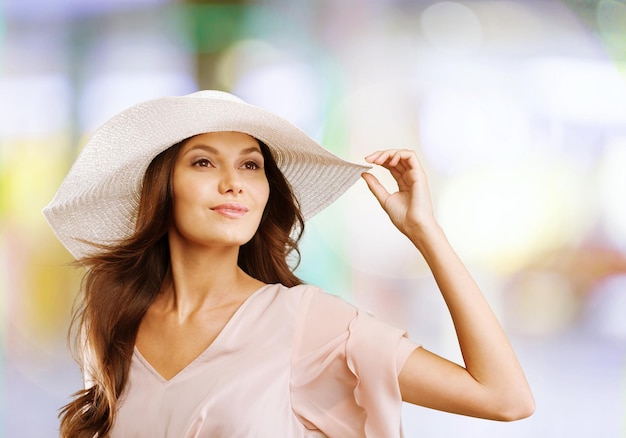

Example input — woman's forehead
[180,132,261,154]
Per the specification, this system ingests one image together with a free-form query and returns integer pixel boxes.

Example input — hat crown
[185,90,245,104]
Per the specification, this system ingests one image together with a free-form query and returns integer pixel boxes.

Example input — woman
[44,90,534,437]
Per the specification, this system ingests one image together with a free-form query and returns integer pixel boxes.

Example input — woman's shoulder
[262,282,323,299]
[267,282,355,311]
[253,283,357,325]
[250,282,317,307]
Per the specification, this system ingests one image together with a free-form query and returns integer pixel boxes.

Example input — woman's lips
[211,203,249,219]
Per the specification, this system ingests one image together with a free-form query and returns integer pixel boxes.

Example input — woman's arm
[362,149,535,421]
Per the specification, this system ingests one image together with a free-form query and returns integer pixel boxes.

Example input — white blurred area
[1,0,625,436]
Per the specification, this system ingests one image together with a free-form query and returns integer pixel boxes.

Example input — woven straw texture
[43,91,370,260]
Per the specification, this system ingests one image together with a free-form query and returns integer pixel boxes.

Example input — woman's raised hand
[361,149,438,241]
[363,149,535,420]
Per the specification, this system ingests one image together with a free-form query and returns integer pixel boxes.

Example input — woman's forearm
[408,223,535,417]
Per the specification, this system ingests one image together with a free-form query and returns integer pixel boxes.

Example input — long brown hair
[59,137,304,437]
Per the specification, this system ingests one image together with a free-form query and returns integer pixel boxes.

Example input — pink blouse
[108,283,419,437]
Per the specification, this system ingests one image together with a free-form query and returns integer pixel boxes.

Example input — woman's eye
[193,158,211,167]
[242,161,261,170]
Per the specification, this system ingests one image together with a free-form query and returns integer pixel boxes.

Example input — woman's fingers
[361,172,390,207]
[365,149,424,190]
[363,148,437,234]
[365,149,420,174]
[365,148,415,163]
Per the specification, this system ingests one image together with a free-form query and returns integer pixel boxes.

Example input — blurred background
[1,0,626,436]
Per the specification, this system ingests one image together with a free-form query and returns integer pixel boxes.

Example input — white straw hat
[43,90,370,260]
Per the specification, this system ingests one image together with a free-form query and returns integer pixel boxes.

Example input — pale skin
[136,132,535,421]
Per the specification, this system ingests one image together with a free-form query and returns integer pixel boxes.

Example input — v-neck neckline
[134,283,272,384]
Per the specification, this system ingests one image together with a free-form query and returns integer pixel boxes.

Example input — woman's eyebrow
[239,146,263,156]
[184,144,217,155]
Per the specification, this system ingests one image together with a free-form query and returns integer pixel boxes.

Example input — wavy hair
[58,138,304,437]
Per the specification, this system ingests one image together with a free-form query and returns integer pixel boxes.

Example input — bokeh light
[597,136,626,251]
[420,1,483,52]
[419,86,529,174]
[227,43,324,133]
[437,159,591,272]
[80,71,196,132]
[0,74,71,139]
[527,56,626,125]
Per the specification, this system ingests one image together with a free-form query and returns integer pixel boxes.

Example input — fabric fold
[290,287,419,438]
[346,310,417,437]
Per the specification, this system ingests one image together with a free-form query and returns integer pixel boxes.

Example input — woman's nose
[218,168,243,194]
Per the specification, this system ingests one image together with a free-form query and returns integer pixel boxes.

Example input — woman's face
[169,131,270,250]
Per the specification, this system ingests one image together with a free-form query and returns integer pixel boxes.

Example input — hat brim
[43,91,370,260]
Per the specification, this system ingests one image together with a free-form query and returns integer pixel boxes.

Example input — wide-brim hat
[43,90,370,260]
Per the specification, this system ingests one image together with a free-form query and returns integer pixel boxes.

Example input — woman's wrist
[405,219,446,254]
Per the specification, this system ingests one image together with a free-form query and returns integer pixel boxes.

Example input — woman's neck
[159,243,263,320]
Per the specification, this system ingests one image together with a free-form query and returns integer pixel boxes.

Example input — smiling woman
[136,132,273,383]
[43,90,533,437]
[169,132,270,249]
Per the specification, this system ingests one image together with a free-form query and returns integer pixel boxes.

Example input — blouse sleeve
[291,286,420,438]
